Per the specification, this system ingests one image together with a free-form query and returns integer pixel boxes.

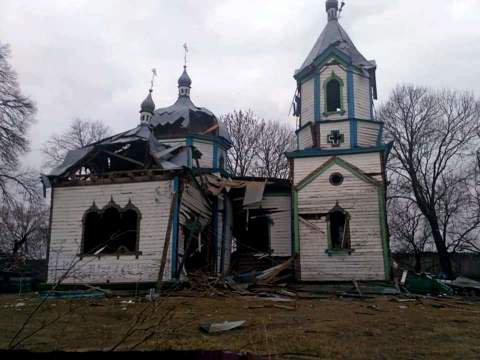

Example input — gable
[296,156,381,192]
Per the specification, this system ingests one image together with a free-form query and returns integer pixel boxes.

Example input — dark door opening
[235,210,271,254]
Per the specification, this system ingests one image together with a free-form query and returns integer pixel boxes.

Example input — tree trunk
[428,220,454,278]
[414,253,422,274]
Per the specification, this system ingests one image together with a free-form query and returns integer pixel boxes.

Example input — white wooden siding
[293,152,382,185]
[354,73,372,119]
[298,125,313,150]
[48,181,173,285]
[357,121,381,147]
[320,64,348,121]
[319,121,350,150]
[301,77,315,126]
[194,141,214,168]
[157,139,186,147]
[245,195,292,257]
[297,164,386,281]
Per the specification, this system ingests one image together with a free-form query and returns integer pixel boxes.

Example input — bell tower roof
[295,1,375,78]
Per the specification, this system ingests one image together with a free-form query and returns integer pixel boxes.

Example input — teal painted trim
[171,177,180,279]
[347,68,357,148]
[377,124,384,146]
[378,185,391,280]
[295,47,366,83]
[314,73,321,121]
[186,137,193,168]
[317,118,384,125]
[286,145,388,159]
[213,143,219,169]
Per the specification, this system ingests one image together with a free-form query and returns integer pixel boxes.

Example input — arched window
[324,72,344,115]
[327,203,351,251]
[326,80,341,112]
[83,209,101,254]
[102,207,122,253]
[121,208,139,253]
[81,199,141,256]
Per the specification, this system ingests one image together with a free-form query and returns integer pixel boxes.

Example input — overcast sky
[1,0,479,170]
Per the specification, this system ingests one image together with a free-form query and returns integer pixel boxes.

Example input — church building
[287,0,391,281]
[43,0,391,286]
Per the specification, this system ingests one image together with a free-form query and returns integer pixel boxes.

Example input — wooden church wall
[297,125,314,150]
[300,77,315,126]
[357,121,381,147]
[47,181,174,285]
[293,152,382,186]
[296,163,386,281]
[353,72,372,119]
[193,140,214,168]
[244,195,293,257]
[319,121,351,150]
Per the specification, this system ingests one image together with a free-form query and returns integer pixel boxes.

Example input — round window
[329,173,344,186]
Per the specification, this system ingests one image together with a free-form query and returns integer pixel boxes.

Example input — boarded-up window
[326,79,341,112]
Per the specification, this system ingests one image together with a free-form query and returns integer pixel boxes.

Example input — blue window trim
[285,144,388,159]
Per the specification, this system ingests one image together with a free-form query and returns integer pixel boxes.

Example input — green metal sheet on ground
[39,290,105,300]
[402,272,454,296]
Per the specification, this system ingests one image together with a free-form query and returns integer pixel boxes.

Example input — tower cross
[183,43,189,67]
[327,130,345,147]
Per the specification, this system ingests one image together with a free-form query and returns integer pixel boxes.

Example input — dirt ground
[0,292,479,359]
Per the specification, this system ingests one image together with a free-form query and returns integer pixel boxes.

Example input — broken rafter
[101,149,145,168]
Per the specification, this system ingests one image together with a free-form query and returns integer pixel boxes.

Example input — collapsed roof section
[42,124,195,189]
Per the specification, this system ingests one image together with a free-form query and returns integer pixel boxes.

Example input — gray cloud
[0,0,478,170]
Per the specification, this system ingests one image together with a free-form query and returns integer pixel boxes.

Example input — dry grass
[0,294,479,359]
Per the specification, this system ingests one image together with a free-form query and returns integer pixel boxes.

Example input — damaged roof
[150,67,231,145]
[44,124,191,180]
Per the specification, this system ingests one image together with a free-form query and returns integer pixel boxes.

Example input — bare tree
[388,198,432,273]
[0,196,49,261]
[381,85,480,278]
[253,120,295,179]
[42,118,112,169]
[0,42,37,204]
[221,110,294,179]
[221,110,265,177]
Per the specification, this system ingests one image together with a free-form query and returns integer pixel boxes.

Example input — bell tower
[287,1,391,282]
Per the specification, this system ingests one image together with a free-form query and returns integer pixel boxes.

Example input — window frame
[323,71,345,117]
[325,203,355,256]
[80,198,143,259]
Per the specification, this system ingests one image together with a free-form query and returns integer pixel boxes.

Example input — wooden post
[156,191,178,291]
